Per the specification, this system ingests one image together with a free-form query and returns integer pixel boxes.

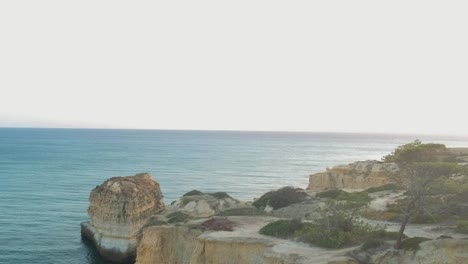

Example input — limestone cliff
[307,161,398,191]
[81,173,164,263]
[136,225,296,264]
[375,239,468,264]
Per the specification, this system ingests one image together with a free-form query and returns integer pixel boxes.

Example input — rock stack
[81,173,164,263]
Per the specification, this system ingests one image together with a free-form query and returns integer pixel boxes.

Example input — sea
[0,128,467,264]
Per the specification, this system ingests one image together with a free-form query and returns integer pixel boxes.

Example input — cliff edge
[307,161,398,191]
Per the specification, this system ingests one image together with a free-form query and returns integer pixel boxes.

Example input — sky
[0,1,467,134]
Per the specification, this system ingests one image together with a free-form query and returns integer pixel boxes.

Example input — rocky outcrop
[171,193,245,218]
[81,173,164,263]
[136,225,296,264]
[374,239,468,264]
[307,161,398,191]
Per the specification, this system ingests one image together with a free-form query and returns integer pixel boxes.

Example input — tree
[384,141,464,248]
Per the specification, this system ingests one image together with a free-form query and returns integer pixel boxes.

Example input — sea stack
[81,173,164,263]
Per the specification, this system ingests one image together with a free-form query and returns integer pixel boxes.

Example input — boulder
[81,173,164,263]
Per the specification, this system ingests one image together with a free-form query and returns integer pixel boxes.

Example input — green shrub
[259,219,303,238]
[361,238,385,250]
[145,217,167,227]
[400,237,431,251]
[364,184,401,193]
[183,190,204,197]
[218,207,265,216]
[456,220,468,234]
[253,186,307,210]
[209,192,232,199]
[316,189,346,199]
[167,211,190,223]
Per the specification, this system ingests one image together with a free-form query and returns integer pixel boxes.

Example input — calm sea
[0,128,467,264]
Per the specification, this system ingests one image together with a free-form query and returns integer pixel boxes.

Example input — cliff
[307,161,398,191]
[81,173,164,263]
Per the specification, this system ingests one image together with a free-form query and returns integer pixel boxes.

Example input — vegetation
[259,201,399,249]
[361,238,385,250]
[183,190,204,196]
[456,220,468,234]
[381,140,465,248]
[144,216,167,227]
[167,211,190,223]
[259,219,303,238]
[197,217,234,231]
[217,207,266,216]
[253,186,307,210]
[209,192,232,199]
[316,189,372,206]
[399,237,432,251]
[364,184,401,193]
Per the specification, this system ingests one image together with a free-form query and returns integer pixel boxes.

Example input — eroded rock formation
[136,225,296,264]
[307,161,398,191]
[81,173,164,263]
[171,192,245,218]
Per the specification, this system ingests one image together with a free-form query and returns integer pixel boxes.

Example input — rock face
[136,226,294,264]
[81,173,164,263]
[307,161,398,191]
[171,193,245,218]
[375,239,468,264]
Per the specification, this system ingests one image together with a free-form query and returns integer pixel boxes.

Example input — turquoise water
[0,128,467,264]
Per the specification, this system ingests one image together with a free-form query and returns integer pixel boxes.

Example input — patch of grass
[259,219,303,238]
[183,190,204,197]
[253,186,307,210]
[167,211,190,223]
[456,220,468,234]
[364,184,401,193]
[217,207,265,216]
[144,216,167,227]
[208,192,232,199]
[197,217,234,231]
[400,237,431,251]
[316,189,346,199]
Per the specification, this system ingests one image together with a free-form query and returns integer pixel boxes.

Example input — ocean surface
[0,128,467,264]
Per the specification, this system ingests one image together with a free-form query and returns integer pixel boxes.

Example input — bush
[361,238,385,250]
[209,192,232,199]
[183,190,204,197]
[253,186,307,210]
[167,211,190,223]
[364,184,401,193]
[197,218,234,231]
[218,207,265,216]
[456,220,468,234]
[399,237,431,251]
[144,216,167,227]
[259,219,303,238]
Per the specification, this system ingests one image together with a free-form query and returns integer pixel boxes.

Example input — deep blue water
[0,128,467,264]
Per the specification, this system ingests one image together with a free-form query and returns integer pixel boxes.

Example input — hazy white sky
[1,1,467,134]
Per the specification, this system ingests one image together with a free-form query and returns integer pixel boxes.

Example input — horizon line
[1,125,467,138]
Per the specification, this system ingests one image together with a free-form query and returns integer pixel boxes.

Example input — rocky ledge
[81,173,164,263]
[307,161,398,191]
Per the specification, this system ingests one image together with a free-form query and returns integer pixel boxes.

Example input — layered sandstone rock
[81,173,164,263]
[136,226,295,264]
[171,192,246,218]
[307,161,398,191]
[374,239,468,264]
